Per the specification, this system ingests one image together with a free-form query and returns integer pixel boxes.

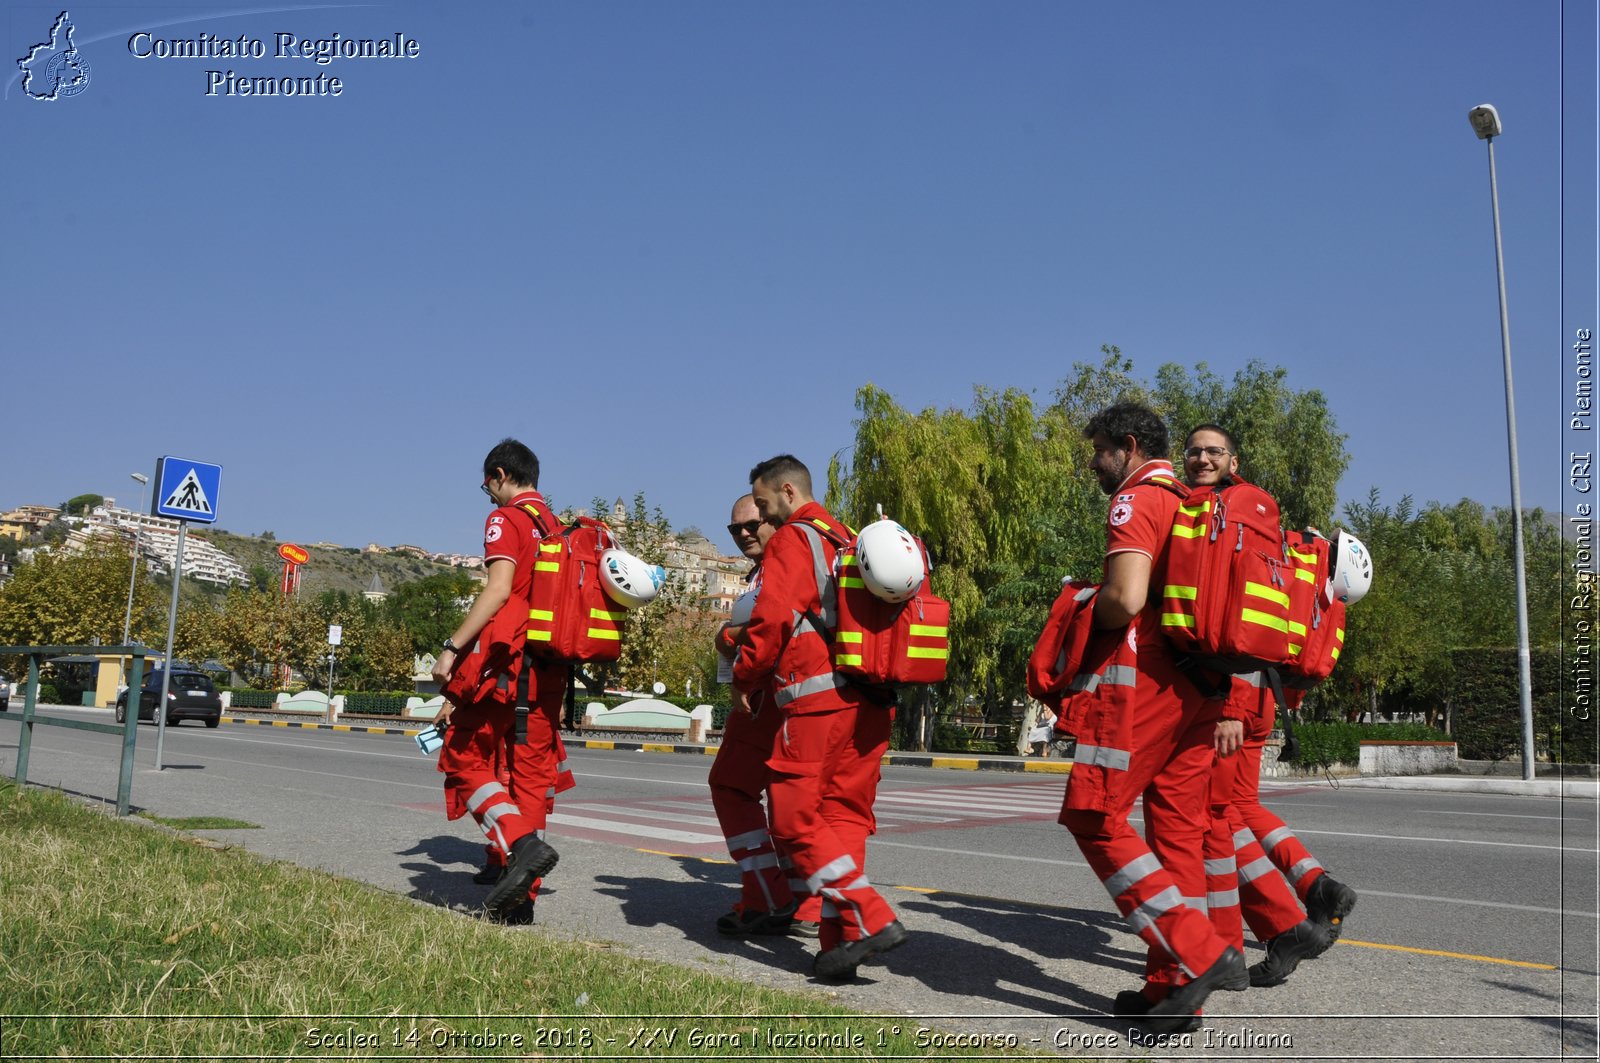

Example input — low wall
[1359,740,1458,775]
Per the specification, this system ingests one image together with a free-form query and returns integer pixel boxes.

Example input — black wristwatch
[442,638,460,654]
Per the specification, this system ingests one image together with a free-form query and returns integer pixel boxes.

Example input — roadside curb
[220,715,420,737]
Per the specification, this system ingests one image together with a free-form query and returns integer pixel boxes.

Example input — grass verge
[141,814,260,830]
[0,780,1035,1059]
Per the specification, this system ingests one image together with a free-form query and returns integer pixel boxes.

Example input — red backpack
[796,520,951,688]
[524,513,629,664]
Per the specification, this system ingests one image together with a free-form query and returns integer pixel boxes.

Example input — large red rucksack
[524,512,630,664]
[795,519,951,688]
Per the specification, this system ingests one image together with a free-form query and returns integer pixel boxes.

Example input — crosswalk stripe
[559,803,723,826]
[873,793,1047,815]
[546,812,722,845]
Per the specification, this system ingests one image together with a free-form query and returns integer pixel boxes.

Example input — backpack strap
[518,501,561,540]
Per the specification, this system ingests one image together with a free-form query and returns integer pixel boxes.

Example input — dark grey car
[115,669,221,728]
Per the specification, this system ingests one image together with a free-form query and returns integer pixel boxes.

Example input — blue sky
[3,1,1594,559]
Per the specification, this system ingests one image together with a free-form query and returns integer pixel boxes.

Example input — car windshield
[158,673,213,692]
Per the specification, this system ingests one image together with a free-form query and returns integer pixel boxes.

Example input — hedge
[1448,647,1596,763]
[1288,721,1451,768]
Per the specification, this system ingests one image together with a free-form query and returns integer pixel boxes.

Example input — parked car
[115,669,221,728]
[0,675,9,711]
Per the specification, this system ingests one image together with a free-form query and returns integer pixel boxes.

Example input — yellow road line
[1338,939,1556,970]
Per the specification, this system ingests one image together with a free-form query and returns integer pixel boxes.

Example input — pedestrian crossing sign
[153,456,222,524]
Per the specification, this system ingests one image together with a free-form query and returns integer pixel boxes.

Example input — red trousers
[1062,660,1230,993]
[440,667,567,860]
[767,703,894,948]
[1207,746,1304,945]
[709,706,819,917]
[1228,733,1326,900]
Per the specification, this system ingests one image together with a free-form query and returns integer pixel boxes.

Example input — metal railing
[0,644,148,815]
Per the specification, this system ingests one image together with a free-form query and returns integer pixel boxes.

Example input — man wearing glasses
[431,439,565,923]
[1183,425,1354,986]
[707,494,821,937]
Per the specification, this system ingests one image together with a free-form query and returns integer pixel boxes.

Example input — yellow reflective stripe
[1161,613,1197,629]
[589,608,627,621]
[839,576,866,588]
[528,609,554,621]
[1288,642,1303,655]
[1288,548,1318,564]
[1294,567,1317,583]
[836,631,864,643]
[1170,523,1208,539]
[1163,585,1198,600]
[810,518,833,532]
[540,543,563,553]
[839,553,856,566]
[534,561,560,572]
[586,628,621,640]
[908,624,947,637]
[1148,476,1176,486]
[1244,581,1291,608]
[1331,646,1341,660]
[527,630,553,641]
[1288,621,1307,637]
[905,647,948,659]
[1178,501,1211,517]
[835,654,863,667]
[1336,628,1345,642]
[1241,607,1290,633]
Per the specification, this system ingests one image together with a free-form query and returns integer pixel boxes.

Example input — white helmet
[853,519,927,603]
[1326,531,1373,605]
[600,549,665,608]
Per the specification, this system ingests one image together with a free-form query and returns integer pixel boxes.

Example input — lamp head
[1468,104,1502,140]
[130,472,149,485]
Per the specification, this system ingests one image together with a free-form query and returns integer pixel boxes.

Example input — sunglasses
[727,520,764,538]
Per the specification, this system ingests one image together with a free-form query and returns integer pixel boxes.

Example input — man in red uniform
[1183,424,1355,977]
[734,455,906,980]
[431,439,565,921]
[1059,403,1245,1032]
[708,493,819,937]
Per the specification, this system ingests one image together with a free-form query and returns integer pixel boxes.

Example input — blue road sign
[153,456,222,524]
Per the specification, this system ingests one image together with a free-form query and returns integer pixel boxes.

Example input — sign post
[327,624,342,696]
[150,456,222,771]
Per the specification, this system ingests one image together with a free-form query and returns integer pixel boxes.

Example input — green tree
[59,494,104,518]
[0,544,164,653]
[382,571,476,658]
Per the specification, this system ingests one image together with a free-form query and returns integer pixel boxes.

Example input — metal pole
[120,475,150,679]
[154,521,187,771]
[1485,135,1537,781]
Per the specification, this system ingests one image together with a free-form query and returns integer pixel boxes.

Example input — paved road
[4,708,1598,1060]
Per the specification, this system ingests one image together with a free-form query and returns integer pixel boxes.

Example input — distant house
[363,574,388,603]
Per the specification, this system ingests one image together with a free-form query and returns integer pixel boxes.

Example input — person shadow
[396,834,493,909]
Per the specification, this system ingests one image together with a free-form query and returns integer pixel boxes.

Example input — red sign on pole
[277,543,309,565]
[280,561,300,596]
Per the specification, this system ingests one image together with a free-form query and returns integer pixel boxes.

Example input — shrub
[1289,721,1451,768]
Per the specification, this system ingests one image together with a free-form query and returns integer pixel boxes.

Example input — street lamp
[1469,103,1536,781]
[120,472,151,669]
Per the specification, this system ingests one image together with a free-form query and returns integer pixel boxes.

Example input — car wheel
[115,700,125,723]
[204,715,219,729]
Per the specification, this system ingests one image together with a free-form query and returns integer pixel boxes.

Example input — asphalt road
[4,708,1598,1061]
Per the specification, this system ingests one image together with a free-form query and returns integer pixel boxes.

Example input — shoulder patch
[489,515,505,524]
[1116,493,1135,503]
[1110,501,1133,527]
[485,524,503,543]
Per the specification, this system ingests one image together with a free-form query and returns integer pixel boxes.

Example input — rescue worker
[432,439,566,922]
[708,493,821,937]
[1181,424,1335,987]
[1059,403,1245,1032]
[734,455,907,981]
[1183,425,1358,969]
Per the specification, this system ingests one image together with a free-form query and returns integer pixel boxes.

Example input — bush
[35,682,59,706]
[1448,647,1594,762]
[1289,721,1451,767]
[340,691,413,716]
[223,688,276,709]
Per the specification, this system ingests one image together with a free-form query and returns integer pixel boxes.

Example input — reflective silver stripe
[466,781,506,813]
[726,828,772,852]
[480,800,522,830]
[1239,670,1266,687]
[1238,856,1277,884]
[1204,858,1237,876]
[837,875,872,892]
[555,759,570,774]
[775,670,847,707]
[1105,852,1163,898]
[1126,885,1186,934]
[806,854,858,894]
[793,524,838,630]
[1182,894,1208,913]
[1073,743,1132,771]
[738,853,780,872]
[1232,827,1258,850]
[1260,826,1295,853]
[1207,889,1241,908]
[820,899,839,918]
[1288,856,1324,885]
[1075,585,1097,602]
[1069,664,1139,694]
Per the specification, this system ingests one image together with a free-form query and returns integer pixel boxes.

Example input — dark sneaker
[484,835,559,916]
[1142,948,1246,1034]
[472,861,505,885]
[716,900,798,936]
[788,920,821,939]
[813,921,908,982]
[1249,920,1332,987]
[1304,874,1357,950]
[1113,989,1200,1033]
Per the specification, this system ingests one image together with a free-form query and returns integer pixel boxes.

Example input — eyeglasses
[480,480,494,498]
[727,520,763,538]
[1183,446,1231,460]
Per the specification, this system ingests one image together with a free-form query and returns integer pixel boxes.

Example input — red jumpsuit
[439,491,572,886]
[1059,461,1231,997]
[734,501,894,950]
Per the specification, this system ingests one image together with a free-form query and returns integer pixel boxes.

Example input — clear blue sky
[4,1,1593,560]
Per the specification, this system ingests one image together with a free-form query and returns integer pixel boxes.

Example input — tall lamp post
[120,472,151,680]
[1469,103,1536,781]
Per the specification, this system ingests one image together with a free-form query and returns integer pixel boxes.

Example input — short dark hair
[483,438,540,488]
[1083,402,1169,460]
[1185,423,1240,454]
[749,454,812,494]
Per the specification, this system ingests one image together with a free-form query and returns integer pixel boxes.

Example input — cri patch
[1110,502,1133,526]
